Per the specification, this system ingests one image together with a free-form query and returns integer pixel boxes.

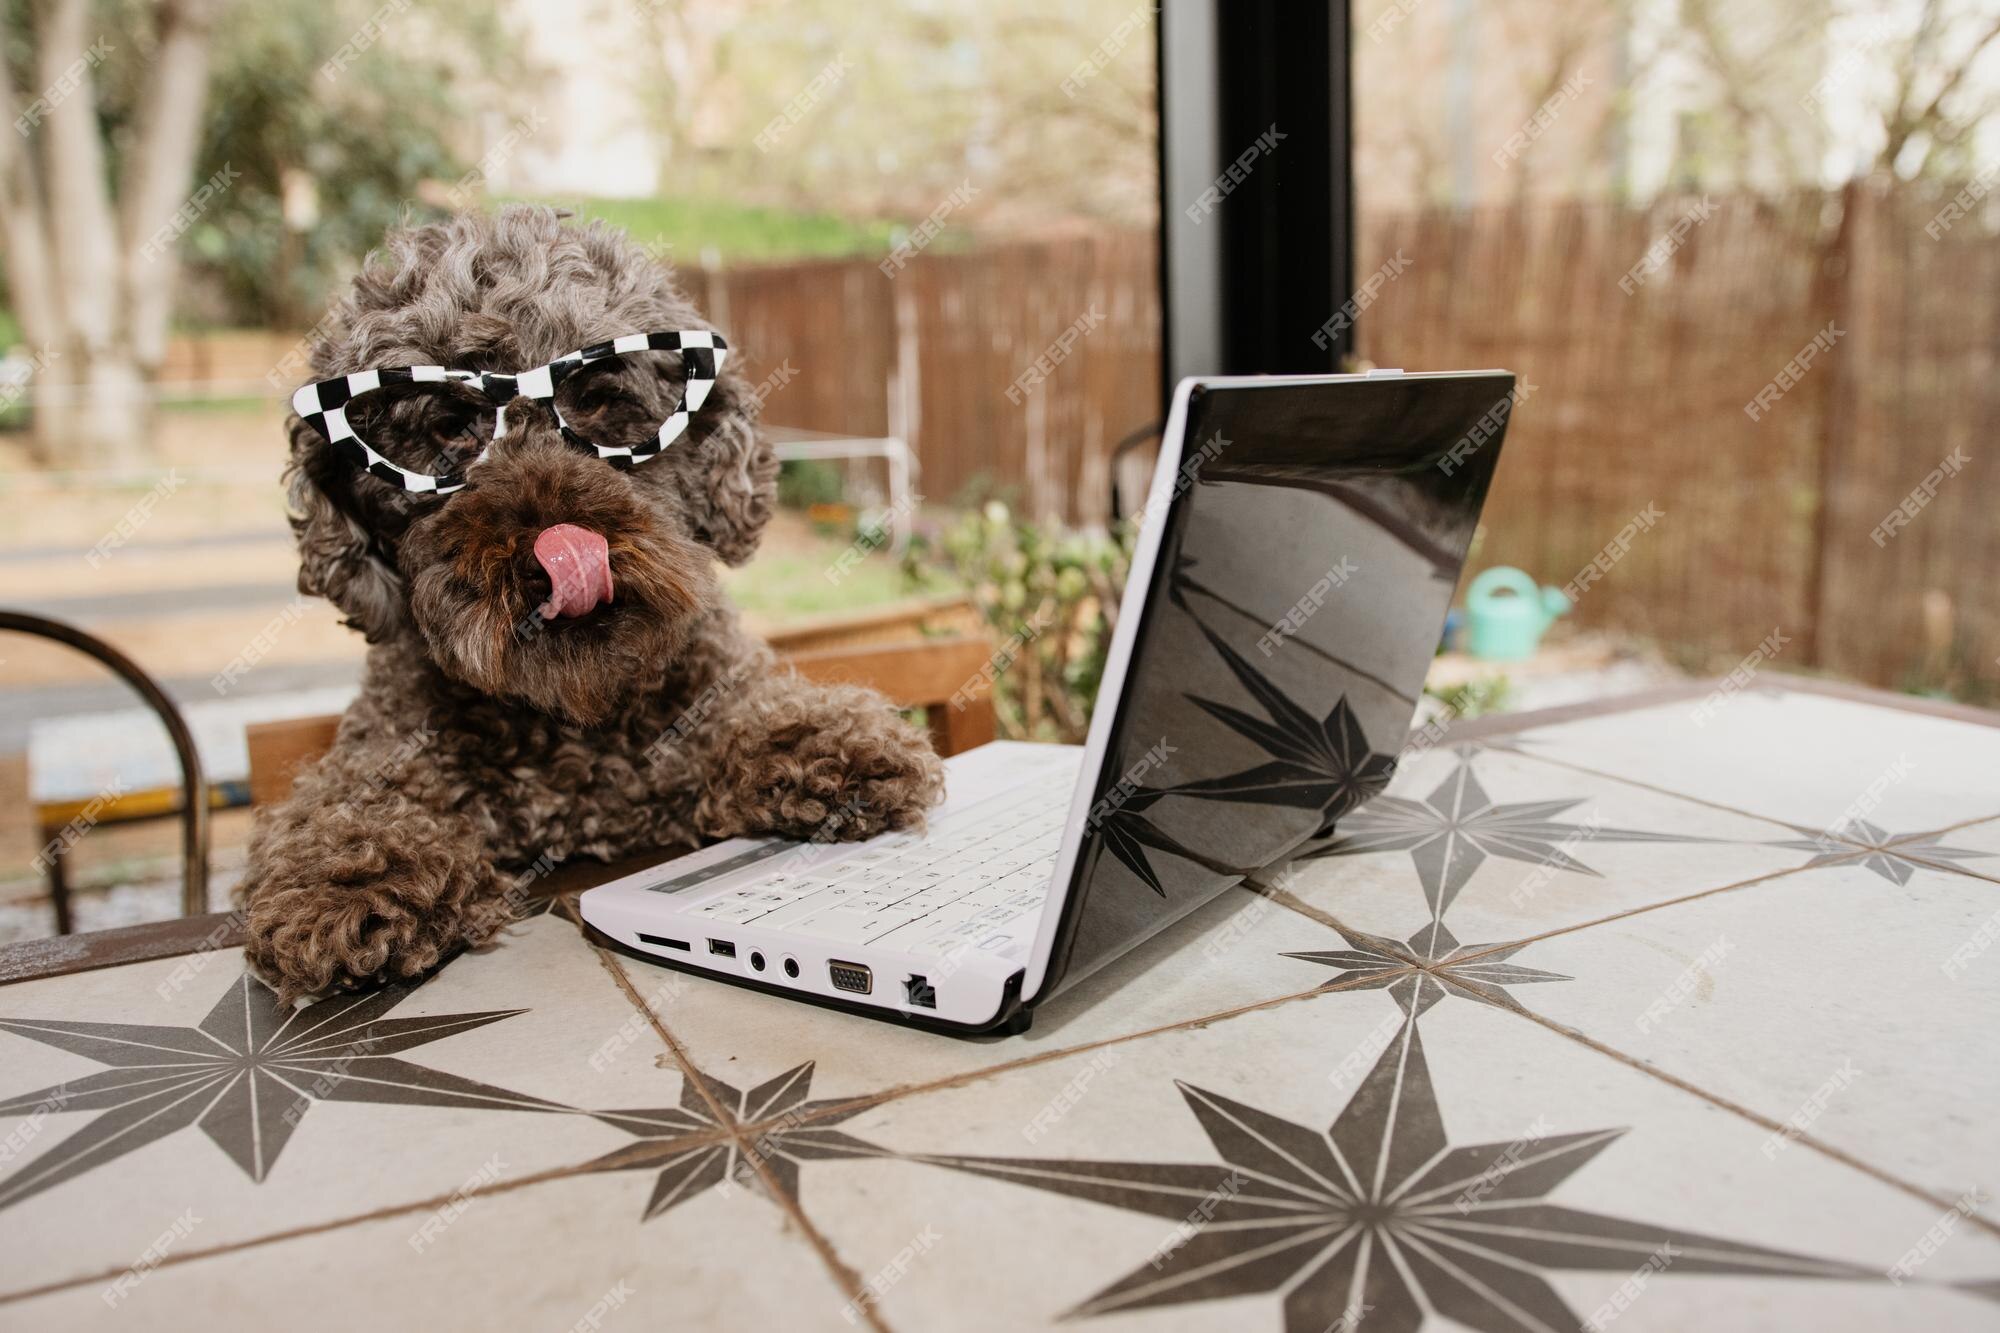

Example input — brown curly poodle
[240,206,943,1001]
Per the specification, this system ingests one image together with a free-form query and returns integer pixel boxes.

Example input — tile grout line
[0,1112,797,1309]
[1499,747,1873,842]
[1892,850,2000,889]
[1887,812,2000,845]
[1261,854,1834,979]
[558,891,745,1135]
[0,1156,635,1309]
[718,1119,896,1333]
[1496,1000,2000,1242]
[1242,876,1346,934]
[563,897,897,1333]
[1513,743,2000,855]
[1416,846,2000,978]
[1414,860,1838,968]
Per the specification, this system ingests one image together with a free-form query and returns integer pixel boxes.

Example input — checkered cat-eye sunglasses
[291,330,729,495]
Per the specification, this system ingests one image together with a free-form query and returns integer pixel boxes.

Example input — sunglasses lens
[343,379,497,480]
[554,350,691,456]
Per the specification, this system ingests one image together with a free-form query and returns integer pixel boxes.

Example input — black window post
[1156,2,1355,390]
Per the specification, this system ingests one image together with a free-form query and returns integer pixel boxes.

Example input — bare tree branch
[1677,0,1811,189]
[1491,0,1606,198]
[37,0,121,355]
[118,0,225,371]
[1882,6,2000,174]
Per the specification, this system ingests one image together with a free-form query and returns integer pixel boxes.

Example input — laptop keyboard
[685,781,1070,957]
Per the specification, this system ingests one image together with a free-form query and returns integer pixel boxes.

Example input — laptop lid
[1020,370,1519,1006]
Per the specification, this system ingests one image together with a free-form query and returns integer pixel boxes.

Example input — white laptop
[581,369,1517,1034]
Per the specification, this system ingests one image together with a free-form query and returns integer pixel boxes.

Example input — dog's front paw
[800,714,947,841]
[714,688,946,843]
[240,805,503,1002]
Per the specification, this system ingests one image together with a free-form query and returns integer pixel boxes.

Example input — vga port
[827,960,873,994]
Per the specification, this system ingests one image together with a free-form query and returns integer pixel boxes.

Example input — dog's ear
[284,414,408,641]
[679,371,778,566]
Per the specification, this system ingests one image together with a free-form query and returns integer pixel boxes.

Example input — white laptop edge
[1015,374,1196,1003]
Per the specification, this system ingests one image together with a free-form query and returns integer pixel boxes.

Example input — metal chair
[1,611,210,932]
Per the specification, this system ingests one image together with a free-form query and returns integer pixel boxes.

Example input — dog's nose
[533,523,615,619]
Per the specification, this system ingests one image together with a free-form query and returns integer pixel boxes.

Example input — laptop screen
[1043,372,1518,995]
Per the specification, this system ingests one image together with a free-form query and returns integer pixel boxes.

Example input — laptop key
[694,899,766,923]
[785,906,880,943]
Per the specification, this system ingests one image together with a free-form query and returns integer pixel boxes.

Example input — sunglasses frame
[290,330,730,495]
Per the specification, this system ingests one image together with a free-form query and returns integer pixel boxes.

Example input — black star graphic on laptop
[1169,547,1413,786]
[926,1017,1886,1330]
[1089,607,1400,899]
[1088,803,1243,896]
[1167,615,1400,828]
[1309,754,1704,918]
[0,972,566,1210]
[1771,819,1996,886]
[584,1060,886,1219]
[1284,920,1570,1015]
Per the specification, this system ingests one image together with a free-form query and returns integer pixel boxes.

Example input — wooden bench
[247,633,999,806]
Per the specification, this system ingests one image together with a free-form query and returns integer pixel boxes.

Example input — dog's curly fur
[240,206,944,1000]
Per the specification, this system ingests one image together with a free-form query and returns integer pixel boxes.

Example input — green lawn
[721,539,909,620]
[516,195,908,266]
[160,394,270,414]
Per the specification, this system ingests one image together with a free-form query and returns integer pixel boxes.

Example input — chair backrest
[245,632,998,806]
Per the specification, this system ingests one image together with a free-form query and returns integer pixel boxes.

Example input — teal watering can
[1463,567,1569,661]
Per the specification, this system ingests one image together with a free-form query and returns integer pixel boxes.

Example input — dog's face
[286,208,775,724]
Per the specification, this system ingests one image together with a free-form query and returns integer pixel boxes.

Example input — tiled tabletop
[2,680,1998,1331]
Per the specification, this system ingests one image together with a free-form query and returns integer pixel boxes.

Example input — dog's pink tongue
[533,524,614,619]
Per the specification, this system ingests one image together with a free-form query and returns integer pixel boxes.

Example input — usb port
[828,961,872,994]
[708,939,736,958]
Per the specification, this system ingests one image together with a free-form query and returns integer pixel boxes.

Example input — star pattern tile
[0,972,568,1210]
[925,1016,1891,1331]
[584,1060,887,1219]
[1311,753,1710,919]
[1770,819,1998,886]
[1284,921,1571,1016]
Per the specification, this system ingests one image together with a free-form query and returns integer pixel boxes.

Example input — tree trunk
[8,0,222,469]
[31,348,152,470]
[121,0,224,374]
